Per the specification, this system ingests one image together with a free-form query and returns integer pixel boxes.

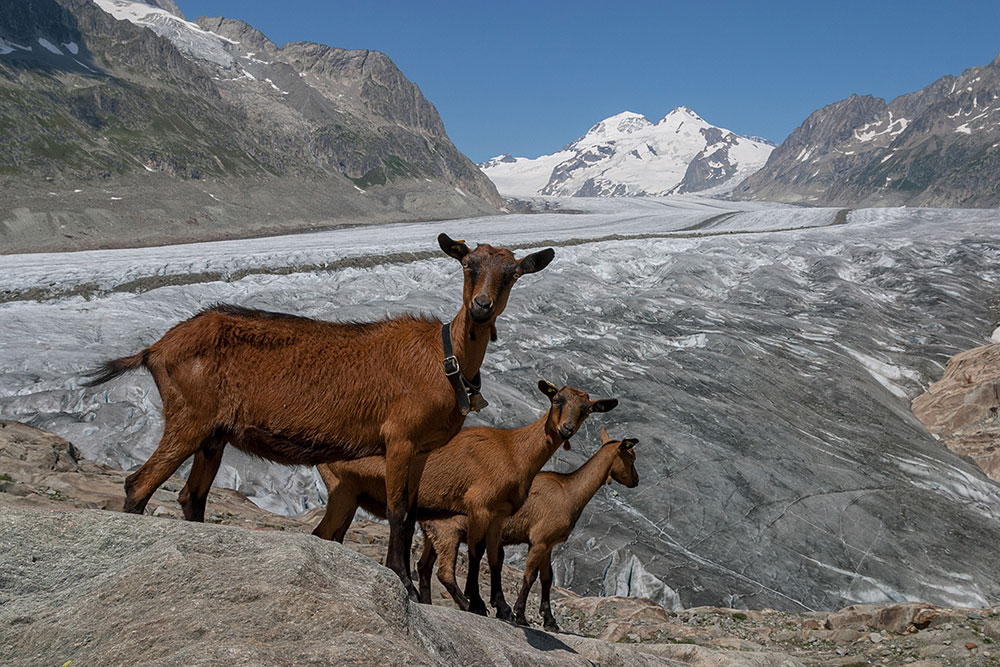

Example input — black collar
[442,322,484,416]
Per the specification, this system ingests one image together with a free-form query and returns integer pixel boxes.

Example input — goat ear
[600,426,611,444]
[591,398,619,413]
[518,248,555,275]
[619,438,638,451]
[438,233,470,260]
[538,380,559,398]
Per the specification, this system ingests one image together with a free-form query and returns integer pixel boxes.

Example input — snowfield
[2,197,1000,612]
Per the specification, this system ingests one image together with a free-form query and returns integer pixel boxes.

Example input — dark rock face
[738,56,1000,207]
[0,0,501,249]
[673,129,741,193]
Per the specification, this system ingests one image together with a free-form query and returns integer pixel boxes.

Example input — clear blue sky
[175,1,1000,163]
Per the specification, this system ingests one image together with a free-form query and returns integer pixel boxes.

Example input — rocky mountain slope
[0,0,502,252]
[5,421,1000,667]
[737,54,1000,207]
[479,108,773,197]
[913,341,1000,483]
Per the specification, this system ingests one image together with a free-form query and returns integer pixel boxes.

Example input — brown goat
[313,381,618,618]
[82,234,554,598]
[418,427,638,630]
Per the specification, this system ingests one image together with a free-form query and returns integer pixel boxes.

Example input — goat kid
[82,233,554,598]
[314,381,618,618]
[418,427,638,631]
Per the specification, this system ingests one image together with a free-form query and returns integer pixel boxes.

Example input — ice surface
[3,197,1000,611]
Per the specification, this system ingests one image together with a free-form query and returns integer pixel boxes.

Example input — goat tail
[81,350,149,387]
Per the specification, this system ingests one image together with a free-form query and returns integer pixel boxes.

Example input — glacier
[2,196,1000,611]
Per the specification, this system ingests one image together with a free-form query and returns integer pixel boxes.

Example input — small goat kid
[82,234,554,598]
[418,427,638,631]
[313,381,618,619]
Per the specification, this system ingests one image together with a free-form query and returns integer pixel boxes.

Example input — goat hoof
[400,580,420,602]
[543,620,560,633]
[494,602,513,622]
[468,600,488,616]
[514,612,529,627]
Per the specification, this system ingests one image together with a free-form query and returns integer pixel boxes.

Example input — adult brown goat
[313,381,618,618]
[82,234,554,598]
[418,427,638,631]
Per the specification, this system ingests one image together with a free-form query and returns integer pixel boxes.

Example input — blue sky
[175,1,1000,163]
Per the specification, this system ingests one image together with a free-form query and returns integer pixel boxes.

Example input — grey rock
[0,506,695,666]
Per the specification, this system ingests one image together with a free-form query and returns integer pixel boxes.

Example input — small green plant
[731,612,747,621]
[0,473,13,482]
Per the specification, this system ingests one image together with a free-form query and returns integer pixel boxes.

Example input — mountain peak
[664,106,704,121]
[482,106,773,198]
[582,111,652,141]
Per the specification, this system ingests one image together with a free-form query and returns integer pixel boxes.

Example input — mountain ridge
[737,53,1000,207]
[480,107,773,198]
[0,0,502,252]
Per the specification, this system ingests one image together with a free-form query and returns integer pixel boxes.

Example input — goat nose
[474,295,493,309]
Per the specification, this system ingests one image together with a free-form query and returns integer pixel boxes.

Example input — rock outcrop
[912,342,1000,482]
[4,420,1000,666]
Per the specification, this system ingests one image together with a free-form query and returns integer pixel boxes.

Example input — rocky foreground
[2,420,999,666]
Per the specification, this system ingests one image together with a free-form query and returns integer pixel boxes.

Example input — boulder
[912,343,1000,482]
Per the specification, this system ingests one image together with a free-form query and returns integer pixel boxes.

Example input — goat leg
[312,463,359,543]
[124,418,211,515]
[463,514,490,615]
[428,521,471,610]
[178,440,224,522]
[539,555,558,632]
[416,530,437,605]
[402,453,429,581]
[487,529,513,621]
[513,543,547,627]
[384,440,420,600]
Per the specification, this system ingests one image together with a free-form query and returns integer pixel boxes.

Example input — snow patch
[37,38,63,55]
[92,0,236,67]
[63,41,80,55]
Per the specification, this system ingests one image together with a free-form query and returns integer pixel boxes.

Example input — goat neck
[504,411,567,483]
[564,442,621,520]
[448,303,493,382]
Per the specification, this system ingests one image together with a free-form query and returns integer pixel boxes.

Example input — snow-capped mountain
[738,54,1000,207]
[480,108,773,197]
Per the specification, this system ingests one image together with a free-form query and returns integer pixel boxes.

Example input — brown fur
[313,381,618,618]
[418,427,638,630]
[82,234,554,598]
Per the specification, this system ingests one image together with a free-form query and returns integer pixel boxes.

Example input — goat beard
[562,440,571,451]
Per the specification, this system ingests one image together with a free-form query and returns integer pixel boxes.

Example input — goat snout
[558,423,575,440]
[470,294,495,322]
